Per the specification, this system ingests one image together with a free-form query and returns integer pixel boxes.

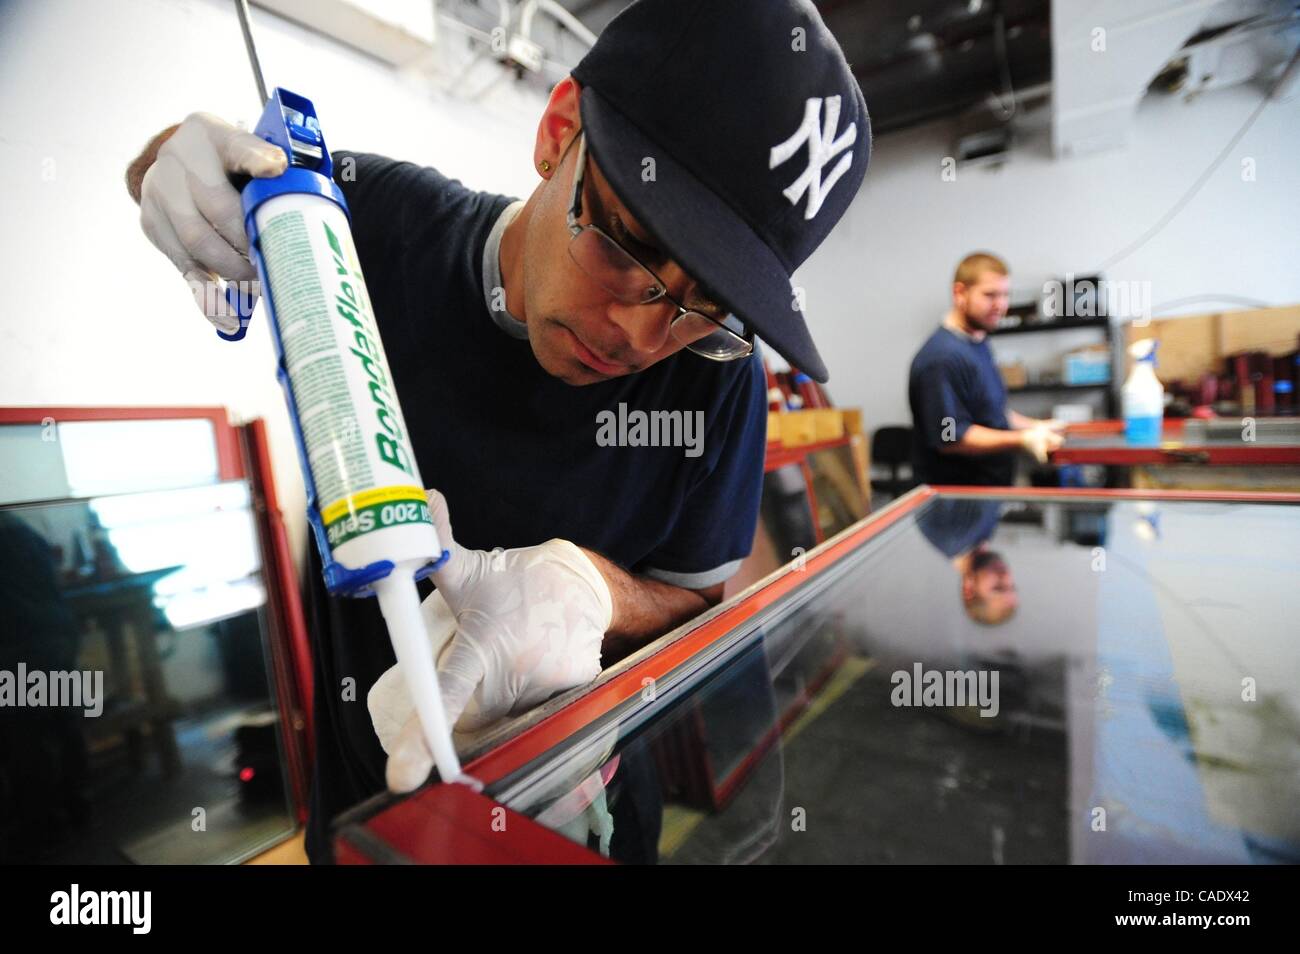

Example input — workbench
[1054,418,1300,467]
[335,486,1300,864]
[1053,418,1300,492]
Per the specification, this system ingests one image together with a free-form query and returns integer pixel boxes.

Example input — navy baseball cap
[571,0,870,383]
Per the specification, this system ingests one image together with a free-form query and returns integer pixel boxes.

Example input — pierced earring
[539,159,552,173]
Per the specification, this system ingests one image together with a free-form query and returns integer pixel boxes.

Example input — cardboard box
[811,409,844,442]
[999,362,1027,389]
[1063,345,1111,384]
[841,408,864,437]
[1126,304,1300,383]
[781,411,818,447]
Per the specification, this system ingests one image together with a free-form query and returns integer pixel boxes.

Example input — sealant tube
[229,88,469,789]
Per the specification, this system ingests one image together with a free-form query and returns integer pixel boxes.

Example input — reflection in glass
[488,497,1300,864]
[0,482,295,863]
[0,419,220,505]
[60,420,221,498]
[918,498,1018,624]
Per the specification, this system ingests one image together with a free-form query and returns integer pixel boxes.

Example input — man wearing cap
[125,0,868,863]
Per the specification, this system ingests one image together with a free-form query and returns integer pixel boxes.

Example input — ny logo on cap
[769,96,857,220]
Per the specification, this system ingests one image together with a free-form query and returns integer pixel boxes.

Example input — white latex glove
[1040,418,1068,433]
[368,589,462,759]
[138,112,287,333]
[1020,425,1064,464]
[382,489,613,793]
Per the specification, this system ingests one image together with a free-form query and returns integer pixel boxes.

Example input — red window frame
[0,406,314,823]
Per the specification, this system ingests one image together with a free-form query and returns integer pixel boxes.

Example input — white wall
[0,0,551,571]
[796,81,1300,426]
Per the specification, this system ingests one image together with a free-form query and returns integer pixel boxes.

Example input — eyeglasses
[565,132,753,362]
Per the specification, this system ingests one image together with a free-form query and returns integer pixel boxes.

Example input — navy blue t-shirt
[907,326,1014,486]
[302,152,767,862]
[916,498,1004,558]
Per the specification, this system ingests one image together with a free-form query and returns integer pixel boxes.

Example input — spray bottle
[219,5,473,790]
[1123,339,1164,445]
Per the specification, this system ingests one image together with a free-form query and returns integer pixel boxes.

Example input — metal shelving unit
[990,302,1117,416]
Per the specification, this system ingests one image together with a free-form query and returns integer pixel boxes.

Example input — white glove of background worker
[137,112,287,333]
[381,489,613,793]
[1020,425,1064,464]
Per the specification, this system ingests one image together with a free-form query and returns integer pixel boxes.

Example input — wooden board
[1219,305,1300,357]
[1126,313,1220,383]
[1124,304,1300,384]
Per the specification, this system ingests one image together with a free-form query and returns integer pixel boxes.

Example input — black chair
[870,425,918,501]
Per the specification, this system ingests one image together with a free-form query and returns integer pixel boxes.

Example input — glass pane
[0,481,296,863]
[488,495,1300,864]
[807,444,869,538]
[0,424,70,503]
[0,419,221,505]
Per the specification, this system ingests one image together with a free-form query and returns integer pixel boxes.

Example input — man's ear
[534,76,582,177]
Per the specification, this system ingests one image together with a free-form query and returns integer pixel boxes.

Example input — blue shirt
[908,326,1015,486]
[917,498,1004,558]
[303,153,768,861]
